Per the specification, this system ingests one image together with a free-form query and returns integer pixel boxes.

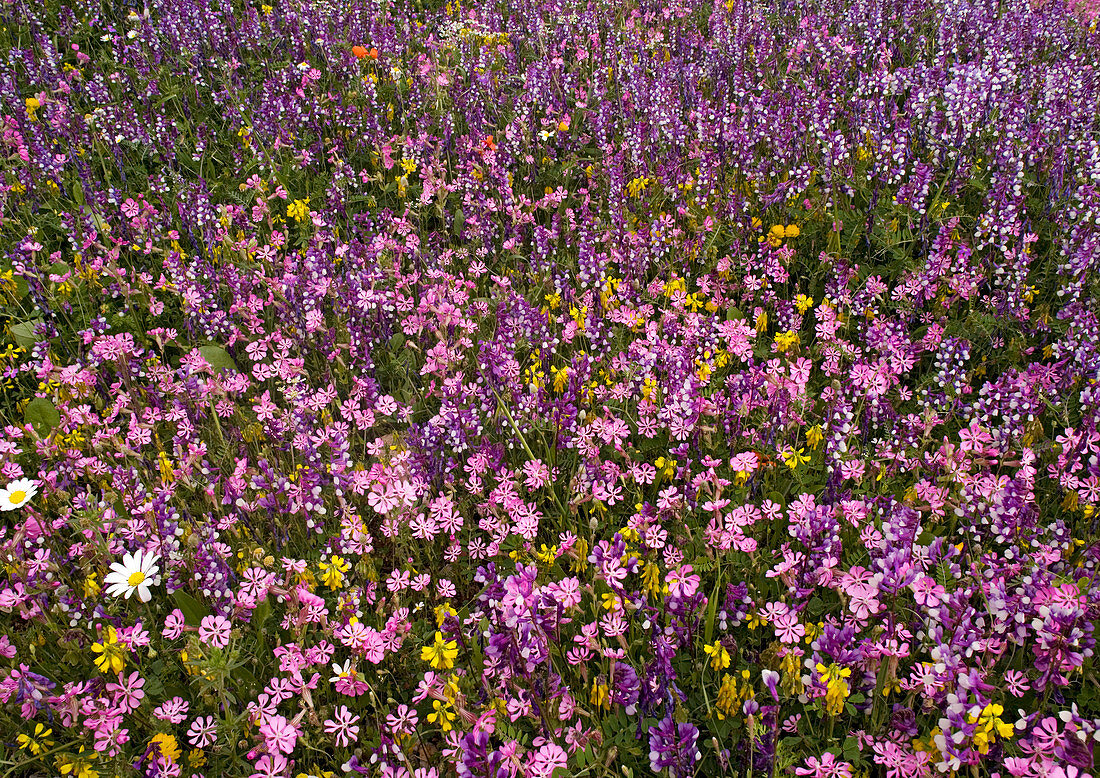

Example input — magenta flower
[259,713,298,755]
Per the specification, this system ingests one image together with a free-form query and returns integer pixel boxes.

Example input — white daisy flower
[0,479,38,511]
[103,550,162,603]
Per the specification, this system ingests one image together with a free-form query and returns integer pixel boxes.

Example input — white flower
[103,550,162,603]
[0,479,38,511]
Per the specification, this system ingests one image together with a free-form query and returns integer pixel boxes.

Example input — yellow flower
[703,641,731,671]
[427,699,457,731]
[738,668,756,701]
[641,561,662,597]
[17,723,53,755]
[149,733,181,764]
[319,555,350,590]
[421,631,458,670]
[551,365,570,393]
[781,446,811,470]
[434,603,457,627]
[824,676,849,716]
[715,674,738,719]
[969,703,1014,754]
[774,330,799,353]
[795,293,814,314]
[287,198,312,223]
[91,625,126,674]
[590,679,609,710]
[806,424,824,450]
[747,611,768,630]
[25,97,40,120]
[57,749,99,778]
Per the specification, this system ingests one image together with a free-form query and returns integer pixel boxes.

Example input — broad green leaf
[252,598,271,629]
[10,319,43,348]
[172,590,210,624]
[24,398,60,432]
[197,345,237,373]
[48,261,72,278]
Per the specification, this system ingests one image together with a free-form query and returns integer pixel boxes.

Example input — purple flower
[648,714,700,778]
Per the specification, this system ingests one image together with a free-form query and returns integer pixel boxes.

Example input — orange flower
[352,45,368,59]
[368,47,380,60]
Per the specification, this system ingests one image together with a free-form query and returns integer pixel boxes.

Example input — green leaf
[172,590,210,624]
[24,398,60,432]
[252,598,271,629]
[703,577,721,645]
[10,319,44,348]
[843,736,861,760]
[196,345,237,373]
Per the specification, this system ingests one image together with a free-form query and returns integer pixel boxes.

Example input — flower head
[91,626,127,674]
[103,550,161,603]
[0,479,38,511]
[421,631,458,670]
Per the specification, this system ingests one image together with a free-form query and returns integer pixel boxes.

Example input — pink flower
[162,609,186,640]
[911,576,946,608]
[527,742,568,778]
[1004,670,1031,697]
[106,671,145,714]
[154,697,190,724]
[795,751,853,778]
[198,614,232,648]
[323,705,361,748]
[666,564,700,598]
[259,713,298,755]
[250,753,288,778]
[773,612,806,644]
[386,704,419,735]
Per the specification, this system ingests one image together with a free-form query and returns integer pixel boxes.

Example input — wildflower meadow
[1,0,1099,775]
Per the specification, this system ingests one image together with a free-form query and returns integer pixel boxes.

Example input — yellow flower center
[127,571,146,586]
[8,490,25,504]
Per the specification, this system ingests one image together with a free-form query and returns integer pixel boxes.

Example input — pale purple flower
[187,715,218,748]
